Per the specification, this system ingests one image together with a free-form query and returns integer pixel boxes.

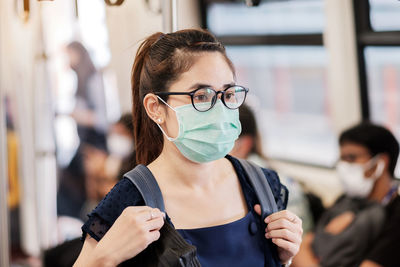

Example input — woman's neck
[147,141,227,189]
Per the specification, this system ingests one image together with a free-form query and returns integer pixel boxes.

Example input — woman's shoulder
[92,178,145,221]
[259,166,289,210]
[81,177,145,241]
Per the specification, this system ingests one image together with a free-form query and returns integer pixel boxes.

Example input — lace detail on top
[262,168,288,211]
[82,214,110,242]
[81,178,144,241]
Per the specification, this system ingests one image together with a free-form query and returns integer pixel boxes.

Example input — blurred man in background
[294,122,399,267]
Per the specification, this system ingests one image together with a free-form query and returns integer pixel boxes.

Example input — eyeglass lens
[192,86,247,111]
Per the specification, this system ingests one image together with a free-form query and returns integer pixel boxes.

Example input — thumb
[254,204,261,215]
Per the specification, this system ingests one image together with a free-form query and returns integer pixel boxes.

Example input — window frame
[199,0,323,46]
[353,0,400,120]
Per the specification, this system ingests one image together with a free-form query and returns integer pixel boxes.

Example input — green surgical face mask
[156,97,242,163]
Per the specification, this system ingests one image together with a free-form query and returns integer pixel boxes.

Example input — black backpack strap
[123,164,166,212]
[122,165,201,266]
[237,159,278,219]
[238,159,282,267]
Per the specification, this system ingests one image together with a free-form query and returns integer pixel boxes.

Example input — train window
[365,46,400,177]
[226,46,336,165]
[207,0,324,35]
[365,46,400,128]
[369,0,400,31]
[202,0,335,166]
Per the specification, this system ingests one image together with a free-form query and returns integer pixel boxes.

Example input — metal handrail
[162,0,178,33]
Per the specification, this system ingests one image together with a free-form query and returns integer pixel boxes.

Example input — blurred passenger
[230,104,314,234]
[57,139,102,220]
[105,113,135,185]
[66,41,108,148]
[360,191,400,267]
[57,41,109,220]
[359,130,400,267]
[80,113,136,218]
[5,97,42,266]
[46,114,137,267]
[293,122,399,267]
[6,97,23,263]
[359,190,400,267]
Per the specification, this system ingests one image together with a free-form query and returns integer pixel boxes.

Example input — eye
[225,92,235,100]
[194,94,210,102]
[224,88,237,102]
[193,88,214,103]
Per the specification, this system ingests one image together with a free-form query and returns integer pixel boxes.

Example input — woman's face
[161,52,235,139]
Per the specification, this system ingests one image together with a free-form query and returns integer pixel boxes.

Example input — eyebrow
[188,82,236,91]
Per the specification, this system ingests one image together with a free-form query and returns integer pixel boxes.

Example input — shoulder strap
[125,161,277,220]
[238,159,282,267]
[123,164,166,212]
[237,159,278,219]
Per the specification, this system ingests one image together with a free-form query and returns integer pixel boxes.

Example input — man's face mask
[107,134,133,158]
[336,155,385,198]
[156,97,242,163]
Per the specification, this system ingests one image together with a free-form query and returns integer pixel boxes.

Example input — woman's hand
[254,205,303,265]
[93,206,165,266]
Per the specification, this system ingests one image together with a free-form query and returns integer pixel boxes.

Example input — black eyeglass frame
[154,85,249,112]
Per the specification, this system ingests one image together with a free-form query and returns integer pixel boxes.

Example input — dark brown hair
[131,29,234,165]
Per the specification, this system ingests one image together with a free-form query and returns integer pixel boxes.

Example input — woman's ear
[143,93,165,124]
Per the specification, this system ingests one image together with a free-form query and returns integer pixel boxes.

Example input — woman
[74,29,302,267]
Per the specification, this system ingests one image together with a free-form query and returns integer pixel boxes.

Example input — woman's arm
[74,206,165,267]
[73,236,111,267]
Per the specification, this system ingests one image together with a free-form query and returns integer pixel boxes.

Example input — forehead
[170,52,234,90]
[340,142,370,156]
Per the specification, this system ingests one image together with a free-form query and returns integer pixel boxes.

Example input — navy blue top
[177,211,265,267]
[82,155,288,266]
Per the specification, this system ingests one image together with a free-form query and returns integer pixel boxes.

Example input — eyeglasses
[154,85,249,112]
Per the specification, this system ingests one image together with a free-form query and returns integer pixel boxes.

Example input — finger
[148,230,161,243]
[266,229,302,245]
[134,208,163,222]
[124,206,153,214]
[272,238,298,256]
[267,218,303,235]
[146,216,165,231]
[266,210,301,225]
[254,204,262,216]
[148,208,164,220]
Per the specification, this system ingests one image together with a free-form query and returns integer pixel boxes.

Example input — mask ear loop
[155,96,179,141]
[371,159,385,179]
[365,154,385,180]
